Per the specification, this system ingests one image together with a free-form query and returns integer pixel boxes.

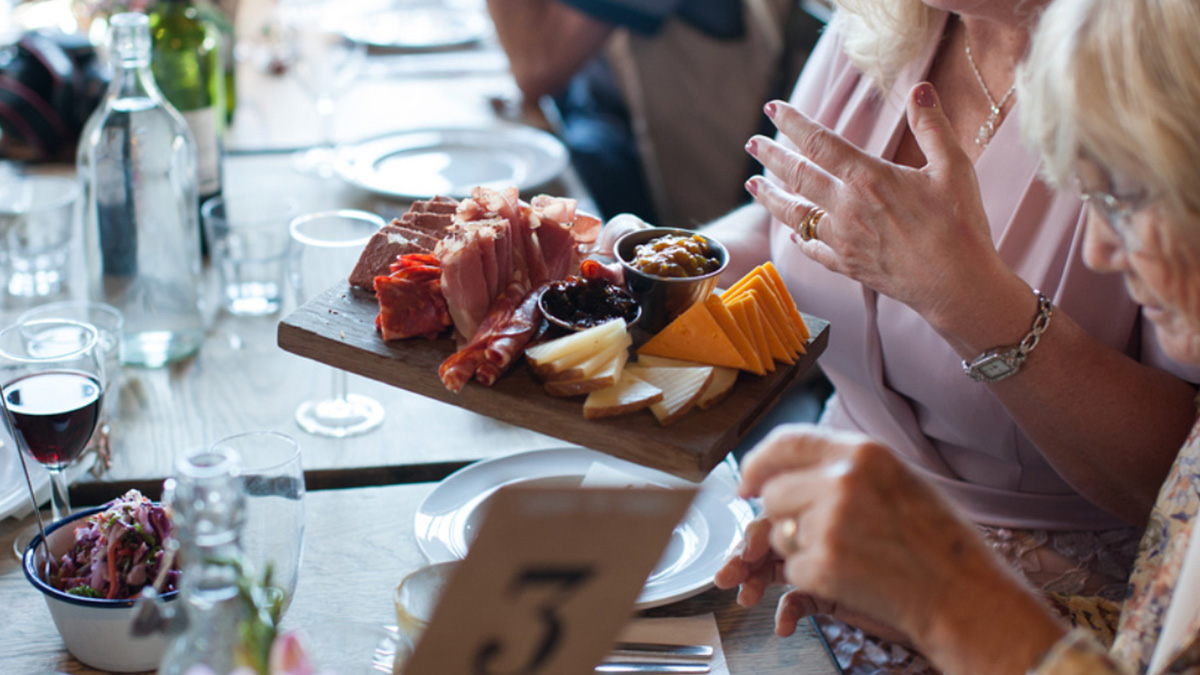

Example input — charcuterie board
[277,284,828,481]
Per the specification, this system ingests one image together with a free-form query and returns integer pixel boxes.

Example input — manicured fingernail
[915,82,937,108]
[745,178,759,196]
[764,101,777,118]
[745,138,757,154]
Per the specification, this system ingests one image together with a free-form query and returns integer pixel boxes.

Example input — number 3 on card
[402,485,696,675]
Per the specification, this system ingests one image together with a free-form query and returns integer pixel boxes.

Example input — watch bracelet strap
[962,290,1053,381]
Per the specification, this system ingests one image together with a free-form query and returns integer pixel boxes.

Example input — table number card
[402,485,698,675]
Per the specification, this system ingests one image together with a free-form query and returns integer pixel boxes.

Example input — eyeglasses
[1071,175,1151,251]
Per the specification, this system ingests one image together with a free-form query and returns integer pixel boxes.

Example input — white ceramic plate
[0,439,48,521]
[414,447,754,609]
[343,6,491,50]
[335,124,570,201]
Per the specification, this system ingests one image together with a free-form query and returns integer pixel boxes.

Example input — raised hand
[744,83,1008,328]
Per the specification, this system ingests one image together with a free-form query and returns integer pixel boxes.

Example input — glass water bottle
[157,445,253,675]
[77,12,206,368]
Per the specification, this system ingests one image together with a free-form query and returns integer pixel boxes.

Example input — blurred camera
[0,31,110,162]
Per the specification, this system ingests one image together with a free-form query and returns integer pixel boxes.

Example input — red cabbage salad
[47,489,180,600]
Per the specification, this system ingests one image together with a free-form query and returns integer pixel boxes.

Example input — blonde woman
[704,0,1200,671]
[718,0,1200,672]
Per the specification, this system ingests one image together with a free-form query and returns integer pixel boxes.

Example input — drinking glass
[287,209,385,437]
[0,319,105,531]
[281,0,367,177]
[210,430,305,621]
[16,301,124,466]
[0,174,80,305]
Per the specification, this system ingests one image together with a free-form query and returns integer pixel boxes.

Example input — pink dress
[768,16,1200,533]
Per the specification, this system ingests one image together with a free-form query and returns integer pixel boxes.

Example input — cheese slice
[703,294,761,374]
[731,276,803,357]
[696,366,739,409]
[743,289,792,364]
[636,300,748,370]
[583,370,663,419]
[719,264,762,301]
[635,354,739,410]
[730,297,775,373]
[525,319,627,370]
[725,298,766,374]
[763,261,810,345]
[536,332,631,382]
[626,364,714,426]
[544,348,629,397]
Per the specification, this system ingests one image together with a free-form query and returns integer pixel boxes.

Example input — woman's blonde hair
[1018,0,1200,222]
[828,0,942,91]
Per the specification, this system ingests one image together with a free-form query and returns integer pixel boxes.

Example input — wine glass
[210,430,305,621]
[281,0,367,177]
[0,319,105,540]
[288,209,385,437]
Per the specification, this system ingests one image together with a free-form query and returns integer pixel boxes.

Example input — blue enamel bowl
[23,505,179,672]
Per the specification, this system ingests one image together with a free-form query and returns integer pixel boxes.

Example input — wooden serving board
[277,284,829,482]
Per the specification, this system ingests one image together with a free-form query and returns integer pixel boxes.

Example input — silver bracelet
[962,290,1053,383]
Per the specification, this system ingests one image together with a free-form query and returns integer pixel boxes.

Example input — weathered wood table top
[0,483,839,675]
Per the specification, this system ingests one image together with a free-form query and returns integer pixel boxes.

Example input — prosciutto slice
[438,280,540,393]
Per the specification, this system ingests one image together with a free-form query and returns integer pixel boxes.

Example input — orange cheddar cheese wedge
[729,297,775,373]
[702,294,762,375]
[744,289,795,365]
[763,262,809,345]
[734,275,803,357]
[636,300,750,370]
[724,297,767,374]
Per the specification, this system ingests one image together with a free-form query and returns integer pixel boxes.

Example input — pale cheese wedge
[545,348,629,397]
[583,370,663,419]
[636,354,738,410]
[525,319,627,371]
[626,364,714,426]
[696,366,738,409]
[534,331,632,382]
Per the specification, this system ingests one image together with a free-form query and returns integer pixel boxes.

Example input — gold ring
[796,207,826,242]
[777,516,802,554]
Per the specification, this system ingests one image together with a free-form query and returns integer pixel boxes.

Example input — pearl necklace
[964,32,1017,148]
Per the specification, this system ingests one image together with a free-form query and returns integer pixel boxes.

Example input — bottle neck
[110,58,164,103]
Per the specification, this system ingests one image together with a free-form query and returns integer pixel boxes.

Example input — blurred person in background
[718,1,1200,670]
[487,0,817,228]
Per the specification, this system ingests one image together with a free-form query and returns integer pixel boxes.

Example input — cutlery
[610,642,714,661]
[596,662,711,674]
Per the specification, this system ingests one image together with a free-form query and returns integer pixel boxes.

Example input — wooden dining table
[0,1,840,672]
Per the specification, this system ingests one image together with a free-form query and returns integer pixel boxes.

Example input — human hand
[738,423,1016,647]
[713,516,784,608]
[744,83,1007,326]
[714,516,911,640]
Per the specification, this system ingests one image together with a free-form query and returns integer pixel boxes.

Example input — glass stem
[330,368,349,404]
[316,96,335,151]
[48,468,71,522]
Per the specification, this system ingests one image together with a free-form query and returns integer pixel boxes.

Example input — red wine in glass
[4,370,103,469]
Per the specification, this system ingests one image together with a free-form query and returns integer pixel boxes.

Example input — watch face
[976,353,1017,380]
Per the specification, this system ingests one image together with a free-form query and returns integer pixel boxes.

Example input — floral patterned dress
[1032,418,1200,675]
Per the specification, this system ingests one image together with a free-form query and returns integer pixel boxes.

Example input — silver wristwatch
[962,291,1053,383]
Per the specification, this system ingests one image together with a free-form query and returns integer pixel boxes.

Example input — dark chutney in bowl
[538,277,641,332]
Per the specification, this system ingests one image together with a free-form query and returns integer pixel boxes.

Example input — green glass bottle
[148,0,226,249]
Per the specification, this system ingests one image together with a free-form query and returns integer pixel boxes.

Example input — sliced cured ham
[375,254,451,340]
